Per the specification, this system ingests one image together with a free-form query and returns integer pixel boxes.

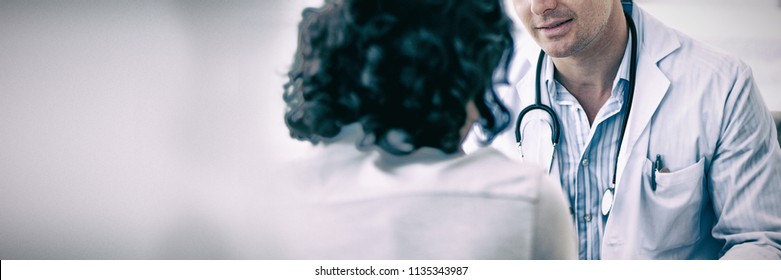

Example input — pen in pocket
[651,154,664,191]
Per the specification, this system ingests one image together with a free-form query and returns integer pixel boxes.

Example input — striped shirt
[543,38,632,260]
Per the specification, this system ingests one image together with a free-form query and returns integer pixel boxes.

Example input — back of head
[283,0,514,154]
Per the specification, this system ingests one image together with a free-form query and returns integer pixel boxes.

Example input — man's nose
[529,0,557,16]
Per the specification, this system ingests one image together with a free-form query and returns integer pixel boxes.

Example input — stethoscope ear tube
[611,11,638,186]
[515,103,560,145]
[514,51,561,146]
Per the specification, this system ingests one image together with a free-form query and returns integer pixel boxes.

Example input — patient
[279,0,576,259]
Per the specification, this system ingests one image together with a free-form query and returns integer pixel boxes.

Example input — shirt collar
[611,34,633,101]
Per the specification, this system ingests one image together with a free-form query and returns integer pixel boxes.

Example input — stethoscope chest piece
[601,187,615,216]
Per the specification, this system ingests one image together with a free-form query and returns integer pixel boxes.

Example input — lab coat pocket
[641,157,706,252]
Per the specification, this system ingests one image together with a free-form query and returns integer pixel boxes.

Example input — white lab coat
[465,6,781,259]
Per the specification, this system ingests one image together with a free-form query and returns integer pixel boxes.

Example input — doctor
[464,0,781,259]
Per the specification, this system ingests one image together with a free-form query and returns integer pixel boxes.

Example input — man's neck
[553,9,628,124]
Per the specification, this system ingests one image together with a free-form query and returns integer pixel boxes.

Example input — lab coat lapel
[615,8,679,187]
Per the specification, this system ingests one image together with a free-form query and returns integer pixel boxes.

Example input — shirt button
[581,159,589,167]
[584,214,592,222]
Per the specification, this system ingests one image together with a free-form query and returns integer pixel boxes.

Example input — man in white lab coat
[465,0,781,259]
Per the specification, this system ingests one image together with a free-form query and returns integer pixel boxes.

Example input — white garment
[277,125,577,259]
[464,6,781,259]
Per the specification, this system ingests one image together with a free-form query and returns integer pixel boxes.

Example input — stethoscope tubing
[514,12,638,188]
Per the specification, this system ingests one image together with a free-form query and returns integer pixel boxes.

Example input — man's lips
[534,18,573,38]
[537,19,573,29]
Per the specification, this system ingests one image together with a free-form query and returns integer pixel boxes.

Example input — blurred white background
[0,0,779,259]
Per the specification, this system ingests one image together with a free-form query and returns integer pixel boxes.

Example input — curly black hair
[283,0,513,154]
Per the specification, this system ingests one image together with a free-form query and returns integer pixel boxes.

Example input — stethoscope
[514,11,638,216]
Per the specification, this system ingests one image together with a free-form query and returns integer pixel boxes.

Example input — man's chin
[532,38,575,58]
[540,46,574,58]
